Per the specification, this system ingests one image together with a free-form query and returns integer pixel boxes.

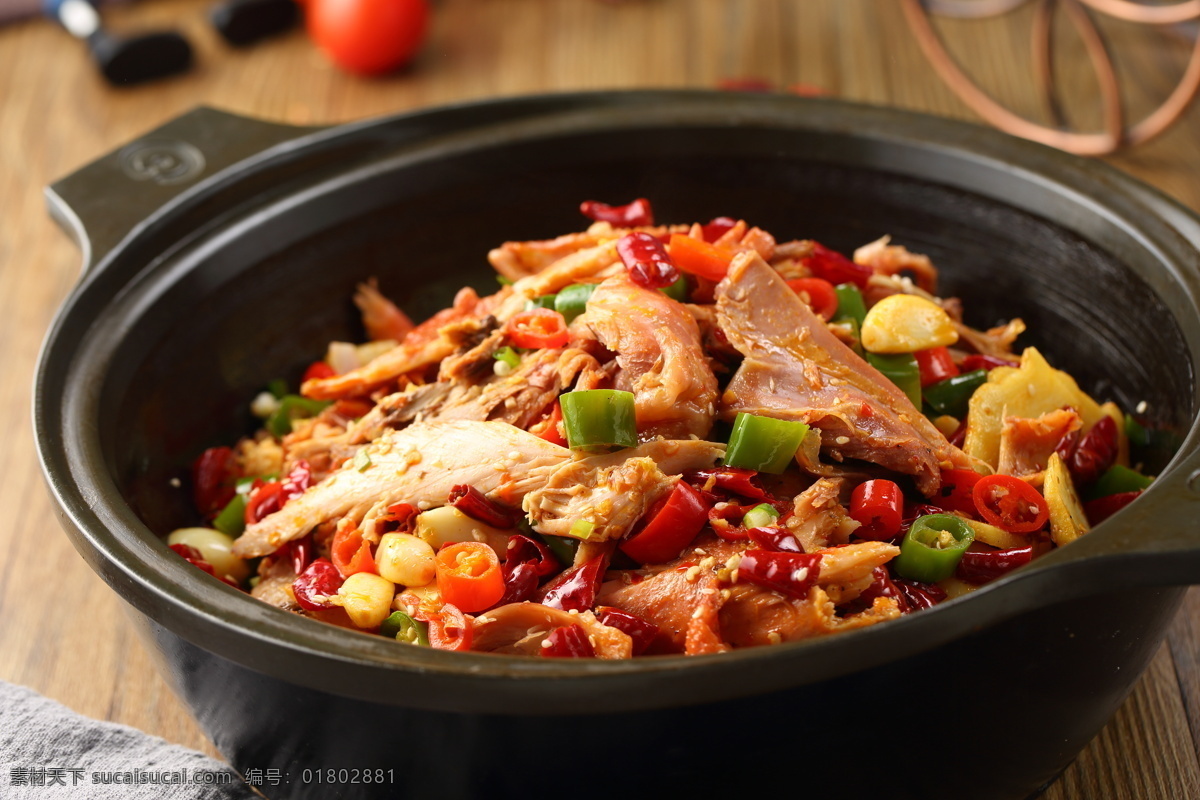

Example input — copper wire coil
[901,0,1200,154]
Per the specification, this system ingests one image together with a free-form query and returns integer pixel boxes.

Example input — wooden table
[1,1,1197,797]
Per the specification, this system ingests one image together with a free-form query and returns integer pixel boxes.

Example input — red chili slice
[579,198,654,227]
[505,309,569,349]
[541,624,597,658]
[736,550,822,600]
[746,527,803,553]
[447,484,520,529]
[532,401,568,447]
[596,606,659,656]
[292,558,344,611]
[972,475,1049,533]
[931,468,983,517]
[785,277,839,321]
[956,545,1035,585]
[849,479,904,541]
[619,481,711,564]
[799,241,873,289]
[416,603,473,651]
[303,360,336,382]
[538,557,606,612]
[914,346,960,388]
[617,231,681,289]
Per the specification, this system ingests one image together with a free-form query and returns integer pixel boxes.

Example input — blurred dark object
[211,0,298,47]
[901,0,1200,155]
[44,0,192,85]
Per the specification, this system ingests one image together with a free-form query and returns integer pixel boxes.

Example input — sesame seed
[693,547,707,555]
[417,501,431,510]
[168,477,181,488]
[767,631,782,645]
[1136,400,1148,413]
[507,451,521,460]
[835,436,850,445]
[540,639,552,648]
[791,567,809,582]
[685,566,701,583]
[691,607,705,619]
[720,589,732,601]
[699,556,716,572]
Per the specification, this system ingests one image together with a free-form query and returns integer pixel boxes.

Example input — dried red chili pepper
[191,446,237,518]
[286,534,314,575]
[701,216,737,242]
[856,566,909,613]
[1084,490,1143,525]
[541,624,596,658]
[617,231,680,289]
[620,481,710,565]
[579,198,654,227]
[596,606,659,655]
[379,502,419,534]
[292,558,344,611]
[956,545,1035,585]
[736,550,822,600]
[746,527,803,553]
[685,467,771,502]
[447,484,520,529]
[245,460,313,525]
[799,241,873,289]
[892,578,946,611]
[961,354,1019,372]
[539,557,606,612]
[1069,416,1118,487]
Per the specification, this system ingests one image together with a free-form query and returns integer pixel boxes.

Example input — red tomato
[505,309,569,349]
[306,0,430,76]
[786,278,838,321]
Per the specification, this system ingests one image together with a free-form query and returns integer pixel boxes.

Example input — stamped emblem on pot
[117,139,205,186]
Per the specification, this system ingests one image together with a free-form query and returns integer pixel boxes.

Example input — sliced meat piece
[955,318,1026,361]
[250,555,299,611]
[488,230,612,282]
[997,407,1083,479]
[354,279,414,342]
[817,541,901,605]
[471,603,632,658]
[492,240,625,321]
[522,440,725,541]
[586,274,718,439]
[719,585,901,646]
[232,420,571,558]
[596,568,727,655]
[784,477,859,553]
[302,286,503,400]
[716,252,974,496]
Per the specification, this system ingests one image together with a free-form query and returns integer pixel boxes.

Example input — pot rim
[34,90,1200,714]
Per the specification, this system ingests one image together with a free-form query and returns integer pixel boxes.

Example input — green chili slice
[923,369,987,418]
[568,519,600,541]
[833,283,868,326]
[266,378,289,399]
[724,412,810,474]
[266,395,331,438]
[213,494,247,537]
[866,352,922,408]
[554,283,597,324]
[380,611,430,646]
[894,513,975,583]
[659,275,689,302]
[742,503,780,529]
[560,389,637,453]
[1125,414,1151,448]
[1088,464,1153,500]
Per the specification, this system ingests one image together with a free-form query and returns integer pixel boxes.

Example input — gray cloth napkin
[0,680,257,799]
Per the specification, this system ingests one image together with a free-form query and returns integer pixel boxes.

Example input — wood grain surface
[1,2,1198,798]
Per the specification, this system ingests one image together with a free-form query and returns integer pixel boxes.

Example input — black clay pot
[35,93,1200,800]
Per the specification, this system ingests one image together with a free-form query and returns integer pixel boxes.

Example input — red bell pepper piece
[619,481,711,564]
[914,346,960,388]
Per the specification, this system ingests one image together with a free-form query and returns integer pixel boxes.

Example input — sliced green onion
[833,283,868,326]
[554,283,597,324]
[493,346,521,370]
[380,611,430,646]
[923,369,987,418]
[723,412,810,474]
[866,352,922,408]
[526,294,558,311]
[539,533,580,565]
[213,494,247,537]
[267,378,289,399]
[266,395,331,438]
[568,519,599,541]
[353,448,373,472]
[742,503,780,529]
[894,513,974,583]
[496,275,514,286]
[1087,464,1154,500]
[659,275,689,302]
[560,389,637,453]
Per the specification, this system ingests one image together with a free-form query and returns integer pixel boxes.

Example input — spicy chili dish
[167,198,1154,658]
